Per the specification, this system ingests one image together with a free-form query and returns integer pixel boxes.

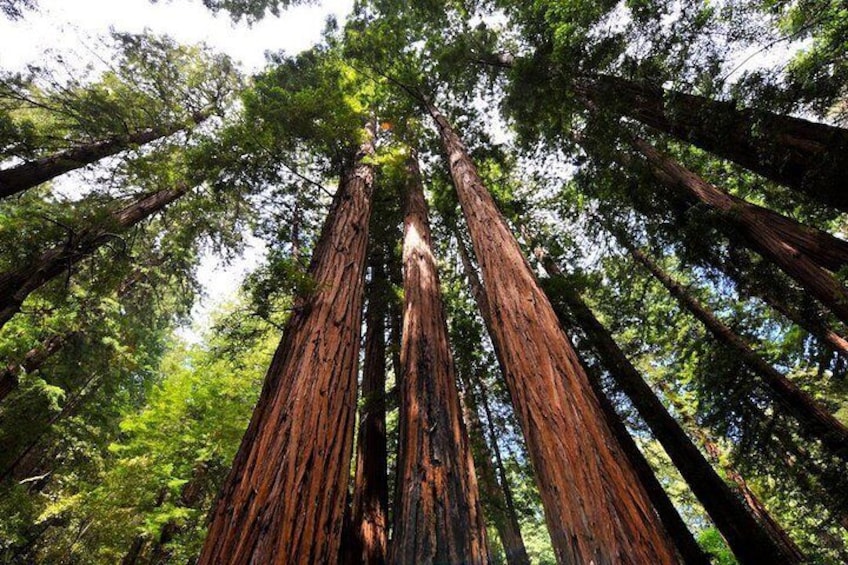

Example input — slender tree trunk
[0,332,76,403]
[0,112,208,199]
[629,137,848,326]
[428,102,679,564]
[578,74,848,211]
[391,153,488,564]
[0,185,190,330]
[539,261,803,563]
[148,463,209,564]
[198,124,375,564]
[346,254,389,565]
[626,242,848,457]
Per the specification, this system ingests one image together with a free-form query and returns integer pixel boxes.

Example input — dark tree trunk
[390,153,488,564]
[428,102,679,564]
[198,124,375,564]
[0,331,76,403]
[345,254,389,565]
[148,463,209,564]
[0,185,190,330]
[0,112,208,199]
[630,137,848,326]
[579,74,848,211]
[539,262,803,563]
[626,243,848,458]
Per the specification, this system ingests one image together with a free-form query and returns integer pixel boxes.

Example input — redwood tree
[391,153,488,564]
[197,124,376,564]
[428,102,679,564]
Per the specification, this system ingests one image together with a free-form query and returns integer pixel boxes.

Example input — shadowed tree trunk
[0,332,77,403]
[0,112,208,199]
[391,152,488,564]
[538,259,803,563]
[0,185,190,330]
[345,253,389,565]
[197,124,376,564]
[148,462,210,564]
[428,102,679,564]
[625,242,848,458]
[629,137,848,326]
[578,74,848,211]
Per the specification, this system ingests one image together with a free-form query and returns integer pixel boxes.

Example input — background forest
[1,0,847,563]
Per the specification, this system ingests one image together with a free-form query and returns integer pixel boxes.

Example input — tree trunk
[428,102,679,564]
[390,153,488,564]
[197,124,375,564]
[148,462,209,564]
[626,243,848,458]
[578,74,848,211]
[630,137,848,326]
[539,262,803,563]
[0,112,208,199]
[346,254,389,565]
[0,185,190,330]
[0,331,76,403]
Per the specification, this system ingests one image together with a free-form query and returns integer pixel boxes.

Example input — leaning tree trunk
[577,74,848,211]
[539,262,803,563]
[0,185,190,330]
[428,102,679,564]
[197,124,376,565]
[629,137,848,326]
[345,253,389,565]
[625,242,848,459]
[391,153,488,564]
[0,112,208,199]
[0,331,77,403]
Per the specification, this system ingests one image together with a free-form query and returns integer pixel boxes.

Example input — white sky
[0,0,354,340]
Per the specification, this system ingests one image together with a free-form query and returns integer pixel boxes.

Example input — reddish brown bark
[346,255,389,565]
[578,74,848,211]
[539,261,802,563]
[0,185,190,330]
[0,112,208,199]
[391,153,488,563]
[429,102,679,564]
[631,137,848,326]
[627,243,848,458]
[198,125,376,564]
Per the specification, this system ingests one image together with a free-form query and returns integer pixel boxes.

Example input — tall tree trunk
[0,331,76,403]
[0,185,190,329]
[625,242,848,458]
[346,254,389,565]
[428,102,679,564]
[0,112,208,199]
[197,124,375,564]
[539,261,803,563]
[148,463,210,564]
[577,74,848,211]
[391,153,488,564]
[629,137,848,326]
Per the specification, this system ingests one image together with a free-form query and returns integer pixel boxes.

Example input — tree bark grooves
[539,263,803,563]
[626,243,848,458]
[197,124,376,565]
[390,153,488,564]
[0,185,190,330]
[0,112,208,199]
[346,253,389,565]
[428,102,679,564]
[578,74,848,211]
[630,137,848,326]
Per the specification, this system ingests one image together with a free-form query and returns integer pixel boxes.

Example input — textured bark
[0,112,208,199]
[391,153,488,564]
[429,102,679,564]
[627,244,848,458]
[540,265,802,563]
[0,332,75,403]
[631,137,848,326]
[346,255,389,565]
[198,126,375,564]
[578,74,848,211]
[0,185,189,330]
